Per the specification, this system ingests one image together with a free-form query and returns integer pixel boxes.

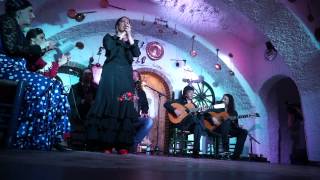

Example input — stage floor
[0,150,319,180]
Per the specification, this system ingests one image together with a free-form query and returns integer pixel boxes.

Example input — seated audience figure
[68,68,97,132]
[0,0,70,150]
[131,70,153,153]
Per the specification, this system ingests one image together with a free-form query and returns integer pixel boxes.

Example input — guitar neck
[238,115,250,119]
[189,105,214,113]
[237,114,258,119]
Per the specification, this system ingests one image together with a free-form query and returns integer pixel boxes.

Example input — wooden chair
[169,127,194,156]
[205,131,236,158]
[0,79,26,149]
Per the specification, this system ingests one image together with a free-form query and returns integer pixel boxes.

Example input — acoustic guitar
[203,112,260,132]
[167,78,204,124]
[167,103,214,124]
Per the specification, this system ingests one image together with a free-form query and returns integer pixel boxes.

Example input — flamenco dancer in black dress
[86,16,141,154]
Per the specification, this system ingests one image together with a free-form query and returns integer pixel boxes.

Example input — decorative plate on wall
[146,41,164,60]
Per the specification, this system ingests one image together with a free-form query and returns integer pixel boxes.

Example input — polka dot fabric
[0,54,70,150]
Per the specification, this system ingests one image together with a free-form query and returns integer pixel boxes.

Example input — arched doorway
[135,68,172,154]
[260,76,308,164]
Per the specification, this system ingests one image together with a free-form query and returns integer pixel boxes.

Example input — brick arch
[134,67,172,154]
[135,67,173,95]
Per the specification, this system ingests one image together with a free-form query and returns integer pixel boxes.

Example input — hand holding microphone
[124,24,132,36]
[124,23,134,45]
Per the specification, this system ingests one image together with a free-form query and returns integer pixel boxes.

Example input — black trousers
[214,120,248,157]
[177,114,203,154]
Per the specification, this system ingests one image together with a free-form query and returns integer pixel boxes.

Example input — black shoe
[192,151,200,158]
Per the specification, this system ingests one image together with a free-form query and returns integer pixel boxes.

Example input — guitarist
[164,85,204,158]
[207,94,248,160]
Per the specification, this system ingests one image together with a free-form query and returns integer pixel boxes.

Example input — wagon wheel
[192,81,215,107]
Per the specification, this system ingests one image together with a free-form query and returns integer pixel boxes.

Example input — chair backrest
[0,79,26,148]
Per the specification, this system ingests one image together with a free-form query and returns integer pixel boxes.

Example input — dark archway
[260,76,308,164]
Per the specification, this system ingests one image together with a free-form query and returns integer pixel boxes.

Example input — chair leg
[215,137,220,156]
[5,81,25,149]
[173,128,177,155]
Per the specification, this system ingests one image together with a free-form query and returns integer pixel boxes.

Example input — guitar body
[204,112,260,132]
[168,103,195,124]
[203,111,230,132]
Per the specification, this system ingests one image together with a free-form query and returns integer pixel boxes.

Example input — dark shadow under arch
[259,75,308,164]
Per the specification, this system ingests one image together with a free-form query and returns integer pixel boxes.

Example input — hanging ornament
[75,13,85,22]
[215,48,221,70]
[190,35,197,57]
[264,41,277,61]
[67,9,77,19]
[215,63,221,70]
[99,0,126,10]
[100,0,108,8]
[67,9,96,22]
[141,16,146,26]
[75,42,84,49]
[173,24,178,35]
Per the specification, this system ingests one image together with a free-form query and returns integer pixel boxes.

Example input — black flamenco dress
[87,34,141,150]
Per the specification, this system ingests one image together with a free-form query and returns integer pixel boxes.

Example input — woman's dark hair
[224,94,236,114]
[133,70,142,90]
[5,0,32,16]
[79,68,93,82]
[26,28,43,43]
[114,16,130,32]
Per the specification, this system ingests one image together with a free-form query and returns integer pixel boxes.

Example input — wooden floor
[0,150,319,180]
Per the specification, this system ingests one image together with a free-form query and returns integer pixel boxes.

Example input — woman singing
[87,16,141,154]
